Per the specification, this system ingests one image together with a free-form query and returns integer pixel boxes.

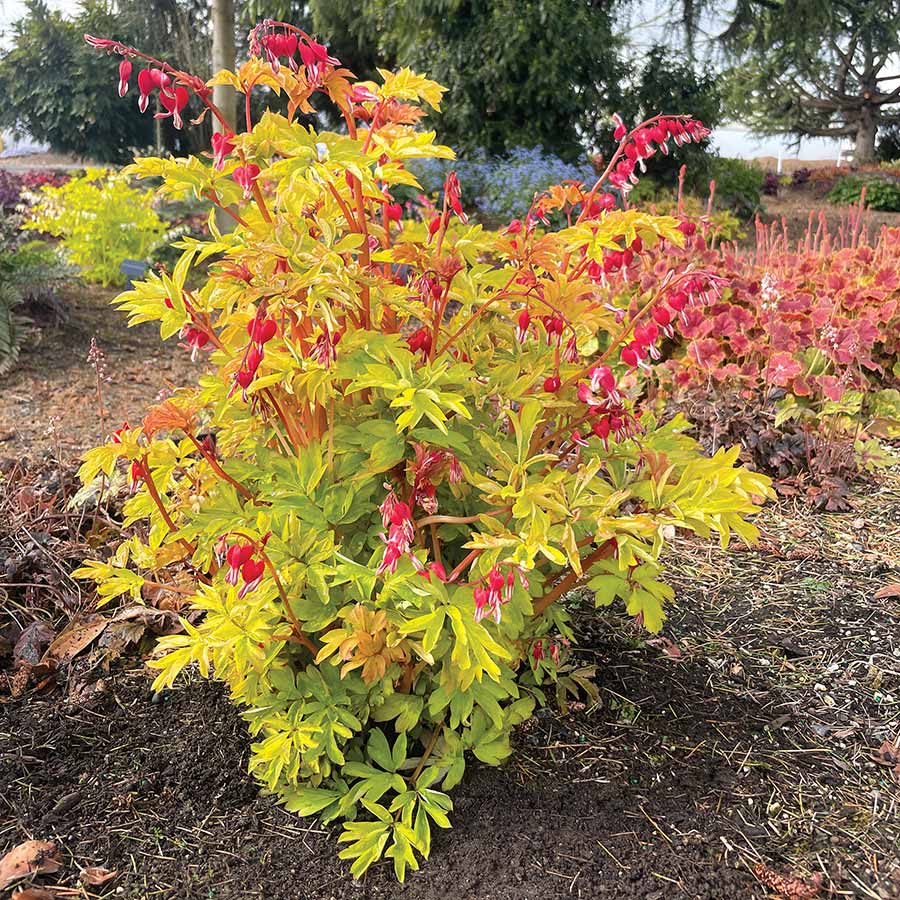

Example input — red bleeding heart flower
[248,317,277,345]
[233,164,261,199]
[225,543,254,585]
[262,31,298,72]
[377,495,416,576]
[137,67,173,114]
[239,558,266,597]
[117,59,132,97]
[211,131,235,170]
[155,85,189,129]
[299,38,340,81]
[407,328,432,358]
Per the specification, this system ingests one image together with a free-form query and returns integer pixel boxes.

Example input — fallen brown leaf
[79,866,117,886]
[753,862,823,900]
[0,841,62,889]
[98,606,182,663]
[12,888,53,900]
[9,663,32,698]
[874,582,900,600]
[646,636,683,659]
[872,739,900,768]
[40,614,107,666]
[13,622,56,666]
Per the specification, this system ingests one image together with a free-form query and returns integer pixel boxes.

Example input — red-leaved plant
[601,192,900,479]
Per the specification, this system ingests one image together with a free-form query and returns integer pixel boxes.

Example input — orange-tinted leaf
[0,841,62,889]
[79,866,118,886]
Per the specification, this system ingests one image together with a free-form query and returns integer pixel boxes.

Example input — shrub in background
[827,174,900,212]
[76,25,771,880]
[26,168,165,285]
[762,171,780,196]
[699,156,764,218]
[0,213,70,374]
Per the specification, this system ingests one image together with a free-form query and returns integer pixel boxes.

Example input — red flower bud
[543,375,561,393]
[117,59,132,97]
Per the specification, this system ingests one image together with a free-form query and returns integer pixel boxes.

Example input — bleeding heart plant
[76,20,772,881]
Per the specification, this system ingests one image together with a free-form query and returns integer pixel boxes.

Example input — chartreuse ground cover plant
[26,168,165,286]
[76,22,772,880]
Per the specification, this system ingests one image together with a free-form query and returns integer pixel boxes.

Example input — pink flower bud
[118,59,132,97]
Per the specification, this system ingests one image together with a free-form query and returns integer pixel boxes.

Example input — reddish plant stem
[251,181,272,223]
[186,434,256,502]
[138,456,196,555]
[532,540,616,616]
[202,191,247,227]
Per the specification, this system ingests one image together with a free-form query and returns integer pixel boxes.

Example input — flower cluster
[223,542,266,597]
[235,313,277,399]
[608,115,710,194]
[377,491,416,575]
[410,146,597,223]
[249,21,338,79]
[474,565,528,624]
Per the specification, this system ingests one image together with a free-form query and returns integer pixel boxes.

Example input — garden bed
[2,479,899,899]
[2,265,900,900]
[0,281,200,460]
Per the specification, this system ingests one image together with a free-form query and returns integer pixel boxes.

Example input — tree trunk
[854,114,877,164]
[212,0,236,129]
[211,0,236,230]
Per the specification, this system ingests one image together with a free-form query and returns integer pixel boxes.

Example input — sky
[0,0,849,160]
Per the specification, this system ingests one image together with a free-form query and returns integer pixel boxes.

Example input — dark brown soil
[2,661,757,900]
